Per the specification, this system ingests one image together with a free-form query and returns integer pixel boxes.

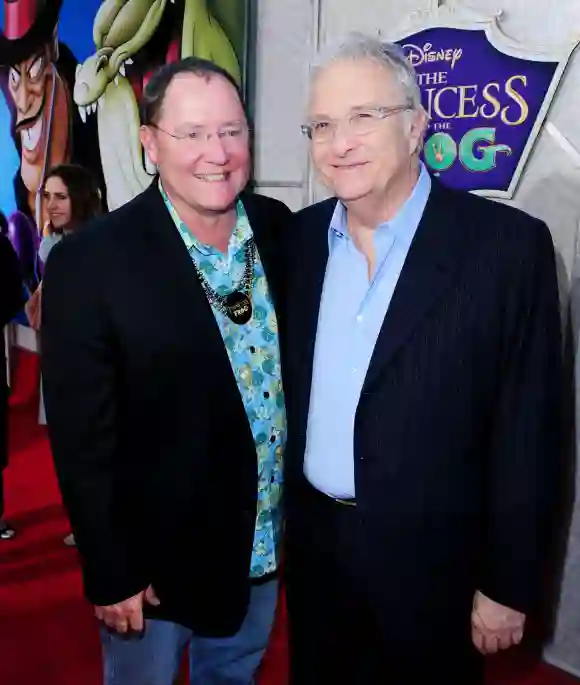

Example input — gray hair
[311,32,423,113]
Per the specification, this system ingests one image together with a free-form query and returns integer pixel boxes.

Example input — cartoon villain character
[0,0,104,295]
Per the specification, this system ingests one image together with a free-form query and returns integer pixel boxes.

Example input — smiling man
[40,57,291,685]
[283,33,562,684]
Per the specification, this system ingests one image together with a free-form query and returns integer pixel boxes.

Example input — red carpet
[0,349,578,685]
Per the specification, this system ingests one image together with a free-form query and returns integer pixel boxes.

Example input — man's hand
[94,585,160,635]
[471,591,525,654]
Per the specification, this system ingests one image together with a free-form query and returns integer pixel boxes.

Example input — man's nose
[14,78,33,114]
[329,123,356,156]
[202,134,229,165]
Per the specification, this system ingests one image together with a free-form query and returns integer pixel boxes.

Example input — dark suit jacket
[41,182,291,635]
[0,234,23,469]
[283,179,562,650]
[0,233,22,351]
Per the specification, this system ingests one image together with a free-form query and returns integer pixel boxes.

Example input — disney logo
[402,42,463,70]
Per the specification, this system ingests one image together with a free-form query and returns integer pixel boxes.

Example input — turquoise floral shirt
[160,183,285,578]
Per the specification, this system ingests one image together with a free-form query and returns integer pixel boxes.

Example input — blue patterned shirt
[159,183,285,578]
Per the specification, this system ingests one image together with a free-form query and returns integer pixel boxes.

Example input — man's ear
[409,107,428,156]
[140,125,159,168]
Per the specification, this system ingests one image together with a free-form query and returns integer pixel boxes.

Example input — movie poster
[0,0,249,326]
[396,29,560,196]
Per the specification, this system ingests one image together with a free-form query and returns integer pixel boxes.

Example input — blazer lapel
[362,180,468,392]
[288,200,335,451]
[139,183,226,342]
[295,198,335,356]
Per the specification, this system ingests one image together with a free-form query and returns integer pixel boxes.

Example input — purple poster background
[397,28,558,193]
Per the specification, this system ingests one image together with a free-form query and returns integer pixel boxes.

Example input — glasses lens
[350,112,381,135]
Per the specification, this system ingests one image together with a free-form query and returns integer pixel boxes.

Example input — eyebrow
[175,119,245,129]
[10,52,45,74]
[308,103,385,119]
[219,119,246,127]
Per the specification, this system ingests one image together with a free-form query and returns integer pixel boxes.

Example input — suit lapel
[296,199,335,354]
[139,183,226,342]
[290,200,335,449]
[362,180,467,392]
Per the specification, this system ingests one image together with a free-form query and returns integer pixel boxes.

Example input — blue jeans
[101,579,278,685]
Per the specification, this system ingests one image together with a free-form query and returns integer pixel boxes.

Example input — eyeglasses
[301,105,413,143]
[150,123,249,145]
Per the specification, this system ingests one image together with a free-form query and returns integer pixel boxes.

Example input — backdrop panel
[0,0,250,325]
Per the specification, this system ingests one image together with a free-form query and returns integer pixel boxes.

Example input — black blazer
[0,233,22,346]
[41,182,291,636]
[283,179,562,646]
[0,234,23,469]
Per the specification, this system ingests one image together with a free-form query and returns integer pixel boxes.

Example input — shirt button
[263,391,270,399]
[250,346,256,353]
[356,314,363,323]
[270,435,276,444]
[351,368,358,374]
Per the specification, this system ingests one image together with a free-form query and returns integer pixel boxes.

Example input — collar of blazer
[136,178,284,314]
[292,176,470,394]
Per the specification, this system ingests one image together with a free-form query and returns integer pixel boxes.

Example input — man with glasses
[283,33,561,684]
[40,57,290,685]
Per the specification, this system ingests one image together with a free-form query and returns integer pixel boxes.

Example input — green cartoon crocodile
[73,0,241,210]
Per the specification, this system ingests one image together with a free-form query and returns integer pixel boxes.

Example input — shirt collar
[158,179,252,260]
[328,162,432,253]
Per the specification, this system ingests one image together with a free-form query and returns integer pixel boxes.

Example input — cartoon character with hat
[0,0,103,299]
[1,0,72,227]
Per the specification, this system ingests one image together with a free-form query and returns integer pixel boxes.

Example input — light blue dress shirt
[304,165,432,498]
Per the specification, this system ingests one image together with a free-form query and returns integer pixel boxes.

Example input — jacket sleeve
[480,218,562,615]
[41,236,150,606]
[0,235,24,328]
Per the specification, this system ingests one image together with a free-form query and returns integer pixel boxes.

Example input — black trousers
[0,381,8,520]
[285,478,483,685]
[0,471,5,521]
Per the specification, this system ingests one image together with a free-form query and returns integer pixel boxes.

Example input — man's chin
[195,187,243,213]
[332,187,372,204]
[318,174,369,202]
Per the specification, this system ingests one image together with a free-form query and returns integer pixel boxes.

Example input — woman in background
[25,165,102,547]
[26,164,102,330]
[0,212,24,540]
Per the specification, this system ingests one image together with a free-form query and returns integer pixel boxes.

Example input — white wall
[251,0,313,210]
[252,0,580,675]
[253,0,580,286]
